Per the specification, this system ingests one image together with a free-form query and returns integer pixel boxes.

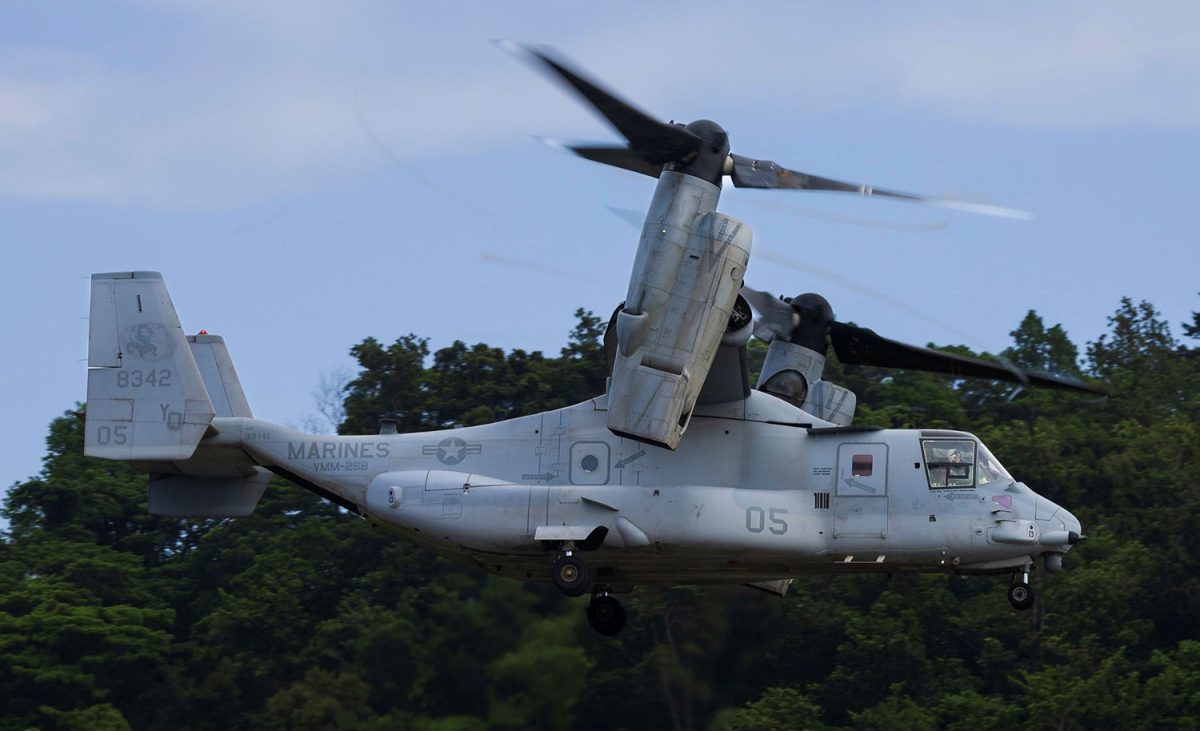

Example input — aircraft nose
[1037,500,1085,548]
[1040,503,1084,572]
[1058,507,1083,538]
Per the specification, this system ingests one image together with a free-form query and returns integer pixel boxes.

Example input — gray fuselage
[201,390,1080,588]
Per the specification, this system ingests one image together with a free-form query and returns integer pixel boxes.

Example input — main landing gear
[551,551,591,597]
[586,592,627,636]
[1008,566,1034,611]
[549,546,628,636]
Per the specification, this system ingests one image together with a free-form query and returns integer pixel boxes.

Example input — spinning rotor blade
[728,154,1032,220]
[828,321,1107,396]
[542,140,665,178]
[741,286,798,342]
[506,43,1030,218]
[501,41,701,165]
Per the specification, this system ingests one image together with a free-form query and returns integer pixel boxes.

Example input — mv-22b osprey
[83,45,1103,636]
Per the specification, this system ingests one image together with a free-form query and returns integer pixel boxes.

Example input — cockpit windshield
[922,438,1013,489]
[976,442,1013,485]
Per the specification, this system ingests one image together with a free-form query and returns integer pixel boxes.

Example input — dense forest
[2,297,1197,730]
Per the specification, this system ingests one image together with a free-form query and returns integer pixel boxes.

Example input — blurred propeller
[728,154,1032,220]
[743,286,1107,397]
[504,41,1030,220]
[499,41,699,167]
[828,322,1105,395]
[741,287,798,343]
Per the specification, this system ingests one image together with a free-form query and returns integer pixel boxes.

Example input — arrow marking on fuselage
[939,491,979,501]
[615,449,646,469]
[842,477,877,494]
[522,472,557,482]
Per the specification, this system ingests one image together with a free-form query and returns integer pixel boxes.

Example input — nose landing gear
[1008,566,1034,610]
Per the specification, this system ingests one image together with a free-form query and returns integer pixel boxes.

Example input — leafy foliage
[2,301,1198,729]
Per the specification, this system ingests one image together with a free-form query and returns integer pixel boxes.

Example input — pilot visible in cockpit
[924,441,975,489]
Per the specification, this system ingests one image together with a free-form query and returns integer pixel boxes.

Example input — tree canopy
[2,298,1197,729]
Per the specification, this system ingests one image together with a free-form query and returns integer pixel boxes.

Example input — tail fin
[189,334,253,418]
[86,272,216,460]
[87,272,270,517]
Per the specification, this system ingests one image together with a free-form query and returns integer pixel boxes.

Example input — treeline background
[1,298,1197,730]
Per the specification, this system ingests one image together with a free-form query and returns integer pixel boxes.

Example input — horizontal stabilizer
[149,468,270,517]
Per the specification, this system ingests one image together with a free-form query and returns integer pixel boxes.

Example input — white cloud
[0,1,1196,206]
[832,3,1200,127]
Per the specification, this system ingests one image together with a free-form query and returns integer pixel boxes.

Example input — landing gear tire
[586,595,627,636]
[1008,582,1034,611]
[551,554,591,597]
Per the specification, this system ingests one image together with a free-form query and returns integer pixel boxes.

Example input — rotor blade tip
[935,199,1035,221]
[493,39,557,66]
[606,206,644,228]
[492,38,533,55]
[491,38,523,56]
[535,136,571,152]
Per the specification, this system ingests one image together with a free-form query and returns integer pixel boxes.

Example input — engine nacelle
[607,173,752,448]
[757,339,856,425]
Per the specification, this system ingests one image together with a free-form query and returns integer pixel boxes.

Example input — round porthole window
[580,454,600,473]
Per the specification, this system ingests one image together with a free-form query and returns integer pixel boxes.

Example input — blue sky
[3,1,1198,495]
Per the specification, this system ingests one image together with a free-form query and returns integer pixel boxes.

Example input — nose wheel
[586,593,627,636]
[551,552,591,597]
[1008,568,1034,611]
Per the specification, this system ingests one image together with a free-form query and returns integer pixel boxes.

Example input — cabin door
[834,442,889,537]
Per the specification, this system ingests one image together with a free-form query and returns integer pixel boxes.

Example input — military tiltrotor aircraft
[83,44,1105,636]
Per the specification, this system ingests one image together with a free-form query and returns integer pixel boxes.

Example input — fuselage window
[922,439,976,489]
[851,454,873,476]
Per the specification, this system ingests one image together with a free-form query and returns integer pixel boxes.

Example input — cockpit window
[976,442,1013,485]
[922,439,976,489]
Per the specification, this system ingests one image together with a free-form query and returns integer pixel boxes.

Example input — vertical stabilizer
[189,334,253,417]
[85,272,216,461]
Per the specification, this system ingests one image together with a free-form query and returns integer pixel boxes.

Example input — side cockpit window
[976,442,1013,485]
[922,439,976,489]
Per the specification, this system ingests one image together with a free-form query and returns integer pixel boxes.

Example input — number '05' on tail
[85,272,216,461]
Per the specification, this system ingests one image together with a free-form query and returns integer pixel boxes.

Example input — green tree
[341,334,431,435]
[486,614,592,730]
[1087,298,1193,422]
[3,294,1199,729]
[1007,310,1082,375]
[715,686,828,731]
